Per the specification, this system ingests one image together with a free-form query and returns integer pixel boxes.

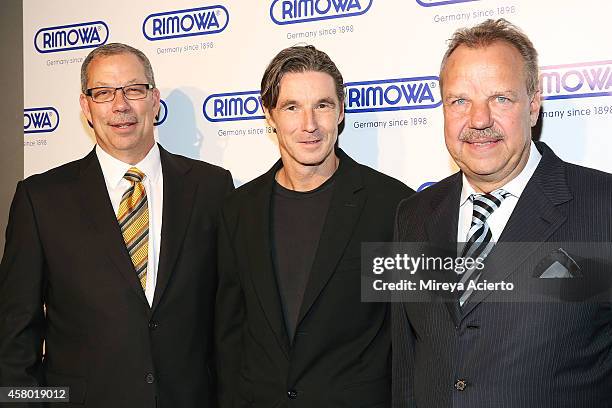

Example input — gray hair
[80,43,156,93]
[440,19,539,96]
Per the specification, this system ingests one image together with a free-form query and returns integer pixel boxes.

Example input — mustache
[107,114,138,125]
[459,127,504,142]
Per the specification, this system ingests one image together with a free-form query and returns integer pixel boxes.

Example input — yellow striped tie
[117,167,149,291]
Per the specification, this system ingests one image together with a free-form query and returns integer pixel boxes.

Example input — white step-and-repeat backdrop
[23,0,612,189]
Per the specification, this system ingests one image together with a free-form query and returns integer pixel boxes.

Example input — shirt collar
[96,143,162,189]
[460,141,542,206]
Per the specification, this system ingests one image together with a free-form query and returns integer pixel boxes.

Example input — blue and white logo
[143,5,229,41]
[270,0,373,25]
[540,60,612,100]
[34,21,108,53]
[416,0,478,7]
[24,107,60,134]
[155,99,168,126]
[345,76,441,113]
[203,91,264,122]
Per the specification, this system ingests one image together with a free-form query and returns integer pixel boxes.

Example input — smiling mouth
[301,139,321,144]
[110,122,136,129]
[467,140,500,146]
[460,127,504,145]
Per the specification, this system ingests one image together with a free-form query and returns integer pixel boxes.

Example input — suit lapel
[423,173,463,327]
[246,162,291,356]
[461,142,572,319]
[77,149,149,307]
[296,152,366,327]
[151,146,197,312]
[424,173,462,245]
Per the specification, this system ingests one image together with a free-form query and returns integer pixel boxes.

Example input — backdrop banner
[23,0,612,189]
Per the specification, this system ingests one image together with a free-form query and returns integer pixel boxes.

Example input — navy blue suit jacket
[392,142,612,408]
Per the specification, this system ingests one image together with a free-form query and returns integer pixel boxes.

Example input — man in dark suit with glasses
[0,43,233,407]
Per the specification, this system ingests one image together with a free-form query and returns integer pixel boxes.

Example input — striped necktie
[117,167,149,291]
[458,189,509,306]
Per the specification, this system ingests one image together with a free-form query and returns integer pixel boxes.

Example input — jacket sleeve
[0,181,46,390]
[391,303,417,408]
[215,206,245,408]
[391,200,417,408]
[223,170,235,196]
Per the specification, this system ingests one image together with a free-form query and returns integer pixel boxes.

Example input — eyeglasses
[85,84,153,103]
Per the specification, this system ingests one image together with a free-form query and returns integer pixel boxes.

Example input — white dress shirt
[457,142,542,243]
[96,144,164,306]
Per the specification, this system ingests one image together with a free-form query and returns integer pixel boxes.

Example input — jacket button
[148,321,159,330]
[454,379,467,391]
[145,373,155,384]
[287,390,298,399]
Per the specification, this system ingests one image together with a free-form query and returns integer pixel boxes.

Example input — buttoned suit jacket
[216,149,414,408]
[392,141,612,408]
[0,145,234,407]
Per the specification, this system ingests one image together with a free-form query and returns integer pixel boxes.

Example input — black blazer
[392,142,612,408]
[216,149,413,407]
[0,146,234,408]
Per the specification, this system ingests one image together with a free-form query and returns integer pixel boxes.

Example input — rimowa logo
[345,76,441,113]
[142,5,229,41]
[24,107,60,134]
[203,90,264,122]
[270,0,373,25]
[34,21,108,53]
[540,60,612,100]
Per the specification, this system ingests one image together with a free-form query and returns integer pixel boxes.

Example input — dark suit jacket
[392,141,612,408]
[216,149,413,407]
[0,145,233,407]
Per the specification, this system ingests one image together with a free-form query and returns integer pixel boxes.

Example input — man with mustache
[216,45,413,407]
[392,19,612,407]
[0,43,233,407]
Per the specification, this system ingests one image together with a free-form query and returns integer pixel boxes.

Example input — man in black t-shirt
[216,45,414,407]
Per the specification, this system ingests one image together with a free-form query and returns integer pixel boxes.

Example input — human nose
[469,100,493,130]
[302,108,317,133]
[111,88,131,112]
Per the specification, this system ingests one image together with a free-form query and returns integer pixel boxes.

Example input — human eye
[92,88,112,99]
[495,95,510,104]
[447,98,468,110]
[124,85,146,97]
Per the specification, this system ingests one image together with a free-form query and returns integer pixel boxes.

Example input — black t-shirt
[271,173,336,341]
